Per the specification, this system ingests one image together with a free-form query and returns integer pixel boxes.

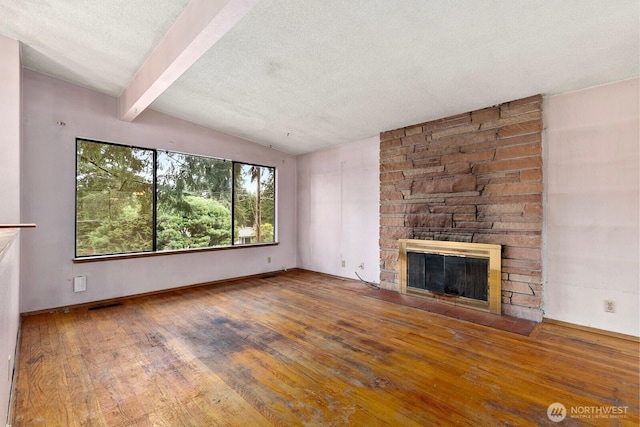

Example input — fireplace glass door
[407,252,489,302]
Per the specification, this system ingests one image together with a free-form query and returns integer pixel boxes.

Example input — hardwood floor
[11,270,639,426]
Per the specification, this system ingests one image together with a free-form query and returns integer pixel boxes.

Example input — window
[76,141,154,256]
[156,151,232,250]
[75,139,276,257]
[233,163,275,244]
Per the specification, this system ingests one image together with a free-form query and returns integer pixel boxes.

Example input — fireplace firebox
[399,239,502,314]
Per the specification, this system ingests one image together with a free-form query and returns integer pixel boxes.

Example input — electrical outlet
[267,256,271,264]
[341,260,345,268]
[73,276,87,292]
[604,300,616,313]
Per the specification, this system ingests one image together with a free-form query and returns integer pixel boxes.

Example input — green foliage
[156,152,232,249]
[157,152,231,213]
[76,140,153,256]
[233,163,275,243]
[260,223,274,242]
[157,196,231,250]
[259,169,275,242]
[76,193,153,256]
[76,140,274,256]
[80,217,153,256]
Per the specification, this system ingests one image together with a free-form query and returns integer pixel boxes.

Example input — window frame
[74,138,277,262]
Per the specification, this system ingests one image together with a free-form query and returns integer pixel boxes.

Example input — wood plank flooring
[11,270,639,426]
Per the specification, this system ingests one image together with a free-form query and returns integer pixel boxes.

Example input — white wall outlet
[267,256,271,264]
[73,276,87,292]
[341,260,345,268]
[604,300,616,313]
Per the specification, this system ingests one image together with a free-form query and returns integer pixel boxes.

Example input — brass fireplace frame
[399,239,502,315]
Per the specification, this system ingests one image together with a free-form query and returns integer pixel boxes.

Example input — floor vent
[88,303,123,311]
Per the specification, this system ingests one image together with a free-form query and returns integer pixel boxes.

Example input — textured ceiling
[1,0,639,155]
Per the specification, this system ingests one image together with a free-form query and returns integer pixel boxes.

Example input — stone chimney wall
[379,95,543,321]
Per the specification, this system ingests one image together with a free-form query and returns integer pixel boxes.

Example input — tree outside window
[233,163,275,244]
[157,151,232,250]
[76,140,153,256]
[75,139,276,257]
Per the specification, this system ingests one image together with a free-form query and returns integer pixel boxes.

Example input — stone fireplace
[379,95,543,322]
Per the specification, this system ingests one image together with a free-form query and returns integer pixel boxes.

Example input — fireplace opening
[407,252,489,300]
[399,240,502,314]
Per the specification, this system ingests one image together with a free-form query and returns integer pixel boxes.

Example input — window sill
[73,242,279,263]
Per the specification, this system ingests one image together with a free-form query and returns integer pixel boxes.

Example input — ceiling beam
[118,0,259,122]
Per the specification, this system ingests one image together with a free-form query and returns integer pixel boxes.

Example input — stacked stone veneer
[379,95,543,322]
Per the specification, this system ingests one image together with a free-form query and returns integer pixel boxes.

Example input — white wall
[20,70,297,313]
[543,78,639,336]
[297,80,639,337]
[0,35,20,223]
[0,34,21,427]
[297,137,380,284]
[0,233,20,426]
[18,63,640,341]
